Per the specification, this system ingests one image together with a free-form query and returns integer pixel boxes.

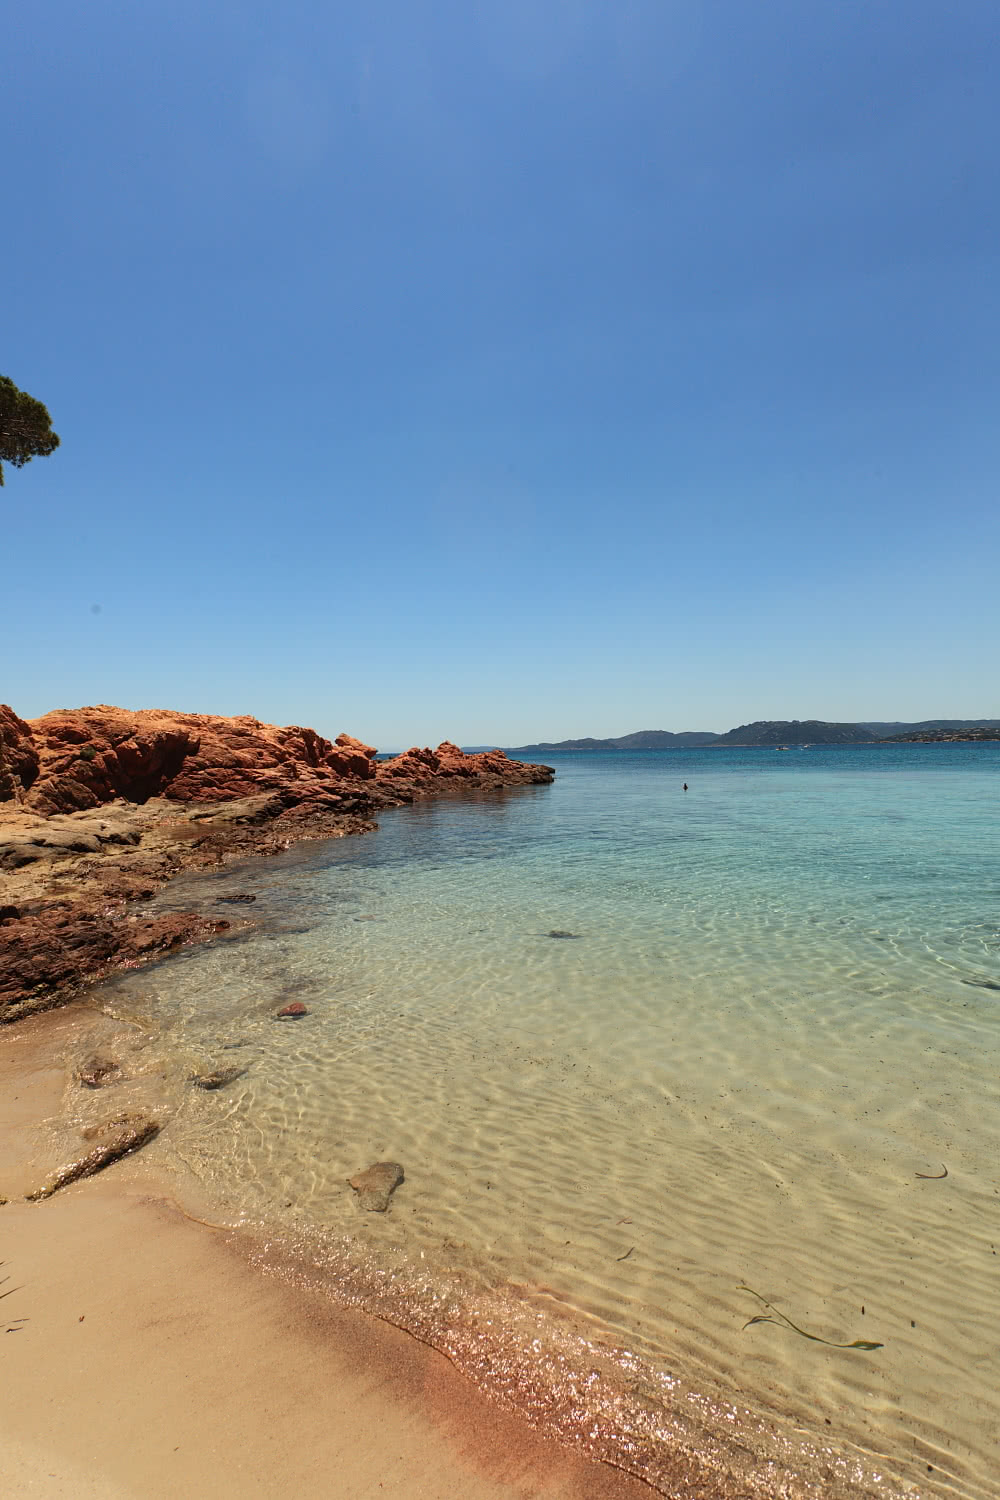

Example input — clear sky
[5,0,998,747]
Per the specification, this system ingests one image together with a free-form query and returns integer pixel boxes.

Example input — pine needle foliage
[0,375,60,485]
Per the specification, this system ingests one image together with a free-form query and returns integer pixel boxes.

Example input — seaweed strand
[738,1285,883,1351]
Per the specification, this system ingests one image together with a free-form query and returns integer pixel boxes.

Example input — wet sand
[0,1009,647,1500]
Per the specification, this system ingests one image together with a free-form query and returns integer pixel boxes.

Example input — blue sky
[5,0,998,746]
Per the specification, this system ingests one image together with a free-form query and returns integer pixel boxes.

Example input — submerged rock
[216,893,256,904]
[27,1118,160,1200]
[76,1054,121,1088]
[189,1065,245,1090]
[347,1161,404,1212]
[547,930,581,939]
[275,1001,308,1019]
[81,1112,152,1141]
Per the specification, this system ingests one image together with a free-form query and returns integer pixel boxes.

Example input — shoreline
[4,715,972,1497]
[1,990,912,1500]
[1,1006,648,1500]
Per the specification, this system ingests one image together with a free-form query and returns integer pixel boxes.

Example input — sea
[69,744,1000,1498]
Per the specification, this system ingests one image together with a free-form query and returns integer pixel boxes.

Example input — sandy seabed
[0,1007,648,1500]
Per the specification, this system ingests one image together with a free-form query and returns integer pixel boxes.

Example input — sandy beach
[1,1007,646,1500]
[5,711,992,1499]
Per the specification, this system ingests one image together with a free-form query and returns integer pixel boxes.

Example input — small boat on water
[776,745,789,751]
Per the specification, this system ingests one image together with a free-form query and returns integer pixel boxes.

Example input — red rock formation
[375,741,553,795]
[0,706,551,817]
[0,705,382,816]
[330,733,379,780]
[0,705,553,1021]
[0,901,232,1023]
[0,705,39,802]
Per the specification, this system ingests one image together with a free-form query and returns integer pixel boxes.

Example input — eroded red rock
[0,903,232,1023]
[0,706,552,819]
[275,1001,308,1019]
[11,706,381,815]
[0,705,39,802]
[375,741,553,797]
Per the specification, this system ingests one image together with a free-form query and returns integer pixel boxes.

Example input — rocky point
[0,704,553,1021]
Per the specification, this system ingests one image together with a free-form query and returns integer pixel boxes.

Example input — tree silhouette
[0,376,60,485]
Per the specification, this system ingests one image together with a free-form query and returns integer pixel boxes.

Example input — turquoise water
[79,745,1000,1497]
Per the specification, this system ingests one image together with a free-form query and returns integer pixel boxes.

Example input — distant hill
[505,729,719,753]
[861,720,1000,737]
[505,718,1000,755]
[879,726,1000,743]
[709,720,880,747]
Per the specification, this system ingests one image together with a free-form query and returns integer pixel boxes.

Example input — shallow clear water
[82,745,1000,1496]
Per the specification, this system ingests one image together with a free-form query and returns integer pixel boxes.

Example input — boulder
[328,733,378,780]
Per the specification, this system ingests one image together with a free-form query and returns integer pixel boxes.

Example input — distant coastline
[508,717,1000,754]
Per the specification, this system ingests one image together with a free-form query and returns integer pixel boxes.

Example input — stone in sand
[275,1001,308,1019]
[27,1119,160,1200]
[547,930,581,939]
[347,1161,404,1212]
[189,1065,245,1090]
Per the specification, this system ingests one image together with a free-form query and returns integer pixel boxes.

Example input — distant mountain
[505,729,719,753]
[709,720,880,747]
[861,720,1000,737]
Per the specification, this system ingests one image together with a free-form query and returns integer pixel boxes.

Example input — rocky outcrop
[375,741,553,797]
[0,704,553,1023]
[0,706,550,817]
[0,901,233,1023]
[9,705,381,816]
